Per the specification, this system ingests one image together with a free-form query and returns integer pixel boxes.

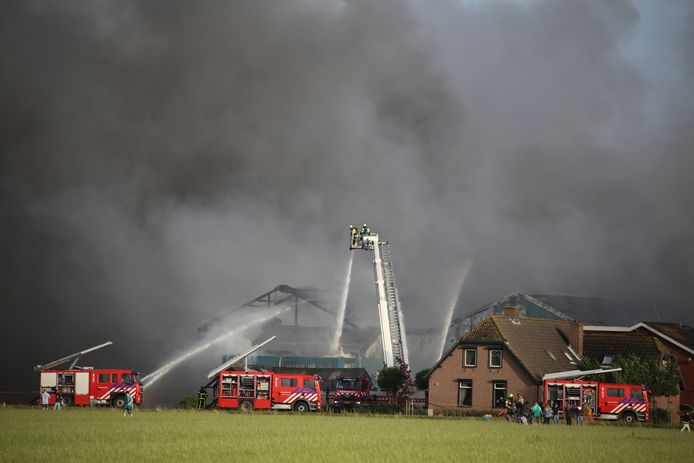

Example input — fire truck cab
[544,379,649,423]
[331,375,373,410]
[40,369,143,407]
[209,370,321,412]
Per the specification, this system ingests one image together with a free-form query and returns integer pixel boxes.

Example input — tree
[415,369,430,392]
[377,367,401,394]
[577,353,680,397]
[397,358,415,398]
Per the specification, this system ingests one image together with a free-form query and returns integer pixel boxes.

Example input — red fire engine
[544,379,649,423]
[202,336,321,412]
[330,374,373,410]
[207,370,321,411]
[35,342,143,407]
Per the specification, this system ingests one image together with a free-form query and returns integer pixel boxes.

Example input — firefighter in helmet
[197,387,208,410]
[349,225,359,248]
[505,393,515,421]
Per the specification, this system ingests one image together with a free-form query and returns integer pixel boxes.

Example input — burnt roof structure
[197,284,359,338]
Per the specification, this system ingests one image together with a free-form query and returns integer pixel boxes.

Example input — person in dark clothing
[552,402,560,424]
[54,389,63,411]
[565,403,574,425]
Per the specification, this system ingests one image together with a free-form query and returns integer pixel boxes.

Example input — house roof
[584,322,694,356]
[450,291,654,331]
[583,335,669,363]
[642,322,694,350]
[429,315,581,382]
[460,318,504,342]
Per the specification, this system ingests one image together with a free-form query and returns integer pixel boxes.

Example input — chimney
[503,306,522,322]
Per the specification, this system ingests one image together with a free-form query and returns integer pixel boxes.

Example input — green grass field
[1,408,692,462]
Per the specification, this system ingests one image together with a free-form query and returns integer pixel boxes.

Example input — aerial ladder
[349,225,409,367]
[34,341,113,371]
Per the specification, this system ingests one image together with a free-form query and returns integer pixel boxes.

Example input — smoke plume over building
[1,0,692,402]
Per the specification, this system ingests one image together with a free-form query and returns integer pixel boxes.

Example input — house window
[606,388,624,397]
[489,349,502,368]
[492,381,507,408]
[458,380,472,406]
[464,349,477,367]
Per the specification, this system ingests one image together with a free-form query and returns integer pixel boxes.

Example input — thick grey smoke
[1,0,693,402]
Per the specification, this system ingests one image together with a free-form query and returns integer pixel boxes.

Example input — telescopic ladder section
[360,234,409,367]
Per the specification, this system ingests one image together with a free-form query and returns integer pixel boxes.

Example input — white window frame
[458,380,473,406]
[464,349,477,367]
[492,381,507,408]
[489,349,503,368]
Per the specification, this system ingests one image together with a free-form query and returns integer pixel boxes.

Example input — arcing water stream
[437,261,473,360]
[141,306,290,389]
[331,252,354,354]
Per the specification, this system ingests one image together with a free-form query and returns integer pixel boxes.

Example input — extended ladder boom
[350,227,408,367]
[34,341,113,371]
[207,336,277,378]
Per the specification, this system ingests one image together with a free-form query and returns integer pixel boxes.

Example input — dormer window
[602,355,614,365]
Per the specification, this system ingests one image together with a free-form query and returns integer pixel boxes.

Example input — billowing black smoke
[1,0,692,403]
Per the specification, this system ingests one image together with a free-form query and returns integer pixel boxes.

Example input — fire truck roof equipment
[34,341,113,372]
[542,367,622,381]
[207,336,277,379]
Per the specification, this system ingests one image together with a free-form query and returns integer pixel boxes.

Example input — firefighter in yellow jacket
[197,387,208,410]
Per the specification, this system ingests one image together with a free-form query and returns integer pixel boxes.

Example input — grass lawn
[1,407,692,462]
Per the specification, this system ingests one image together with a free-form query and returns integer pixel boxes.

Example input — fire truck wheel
[61,396,73,407]
[293,401,309,412]
[112,396,126,408]
[622,411,636,424]
[239,400,253,412]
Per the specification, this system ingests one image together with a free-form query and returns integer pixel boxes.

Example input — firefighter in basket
[350,225,359,249]
[360,224,370,248]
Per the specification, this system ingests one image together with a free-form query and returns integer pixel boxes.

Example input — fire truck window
[457,380,472,406]
[98,374,110,383]
[280,378,297,388]
[122,374,133,384]
[112,374,117,382]
[631,389,644,399]
[62,374,74,385]
[303,379,315,390]
[606,388,624,397]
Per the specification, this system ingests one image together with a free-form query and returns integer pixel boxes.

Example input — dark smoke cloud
[1,0,693,402]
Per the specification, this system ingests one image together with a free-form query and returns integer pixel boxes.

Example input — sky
[1,0,692,403]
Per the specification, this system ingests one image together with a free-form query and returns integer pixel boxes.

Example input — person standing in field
[576,405,584,426]
[544,403,551,424]
[552,402,560,424]
[532,402,542,424]
[197,387,208,409]
[41,389,50,411]
[682,410,691,432]
[54,389,62,411]
[123,393,134,417]
[565,403,574,426]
